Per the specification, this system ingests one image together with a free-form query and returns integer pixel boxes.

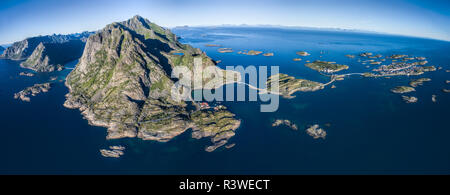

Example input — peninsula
[64,16,241,152]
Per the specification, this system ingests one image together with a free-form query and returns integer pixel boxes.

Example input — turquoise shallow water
[1,27,449,174]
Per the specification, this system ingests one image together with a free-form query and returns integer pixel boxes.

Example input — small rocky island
[218,48,233,53]
[265,73,324,98]
[296,51,310,56]
[305,60,349,73]
[402,95,418,103]
[409,78,431,87]
[225,143,236,149]
[238,50,263,56]
[306,124,327,139]
[263,52,274,57]
[205,44,221,47]
[391,86,415,94]
[345,54,355,58]
[359,52,373,57]
[272,119,298,130]
[432,95,437,103]
[100,145,126,158]
[19,72,34,77]
[14,83,51,102]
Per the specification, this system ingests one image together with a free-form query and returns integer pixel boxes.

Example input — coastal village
[206,45,448,140]
[6,18,449,157]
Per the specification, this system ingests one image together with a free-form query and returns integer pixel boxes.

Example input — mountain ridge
[1,31,94,72]
[20,40,86,72]
[1,31,92,60]
[64,15,241,151]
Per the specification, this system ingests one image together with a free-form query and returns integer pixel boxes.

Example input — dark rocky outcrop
[2,32,93,72]
[20,40,86,72]
[1,32,92,60]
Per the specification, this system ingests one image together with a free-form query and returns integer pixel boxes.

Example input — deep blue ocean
[1,27,449,174]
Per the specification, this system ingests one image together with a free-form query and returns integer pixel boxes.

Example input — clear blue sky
[1,0,449,44]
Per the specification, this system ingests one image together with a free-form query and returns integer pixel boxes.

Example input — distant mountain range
[172,24,380,34]
[1,32,93,72]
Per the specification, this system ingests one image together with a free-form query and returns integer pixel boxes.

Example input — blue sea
[1,27,449,174]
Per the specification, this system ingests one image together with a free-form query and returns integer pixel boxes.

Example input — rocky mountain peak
[1,32,92,60]
[64,16,241,151]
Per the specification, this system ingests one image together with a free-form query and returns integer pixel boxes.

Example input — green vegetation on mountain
[64,15,240,151]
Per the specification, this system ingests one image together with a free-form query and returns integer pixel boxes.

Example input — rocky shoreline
[391,86,415,94]
[14,83,51,102]
[409,78,431,87]
[100,145,126,158]
[402,95,418,103]
[306,124,327,139]
[296,51,310,56]
[266,73,324,99]
[62,16,242,153]
[19,72,35,77]
[272,119,298,130]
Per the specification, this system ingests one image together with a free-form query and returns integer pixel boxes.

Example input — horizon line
[168,24,450,43]
[2,23,449,46]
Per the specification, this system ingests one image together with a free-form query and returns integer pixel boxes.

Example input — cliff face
[65,16,240,151]
[20,40,86,72]
[1,32,92,61]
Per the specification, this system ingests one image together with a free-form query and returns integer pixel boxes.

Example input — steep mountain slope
[64,16,240,151]
[20,40,86,72]
[1,32,92,60]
